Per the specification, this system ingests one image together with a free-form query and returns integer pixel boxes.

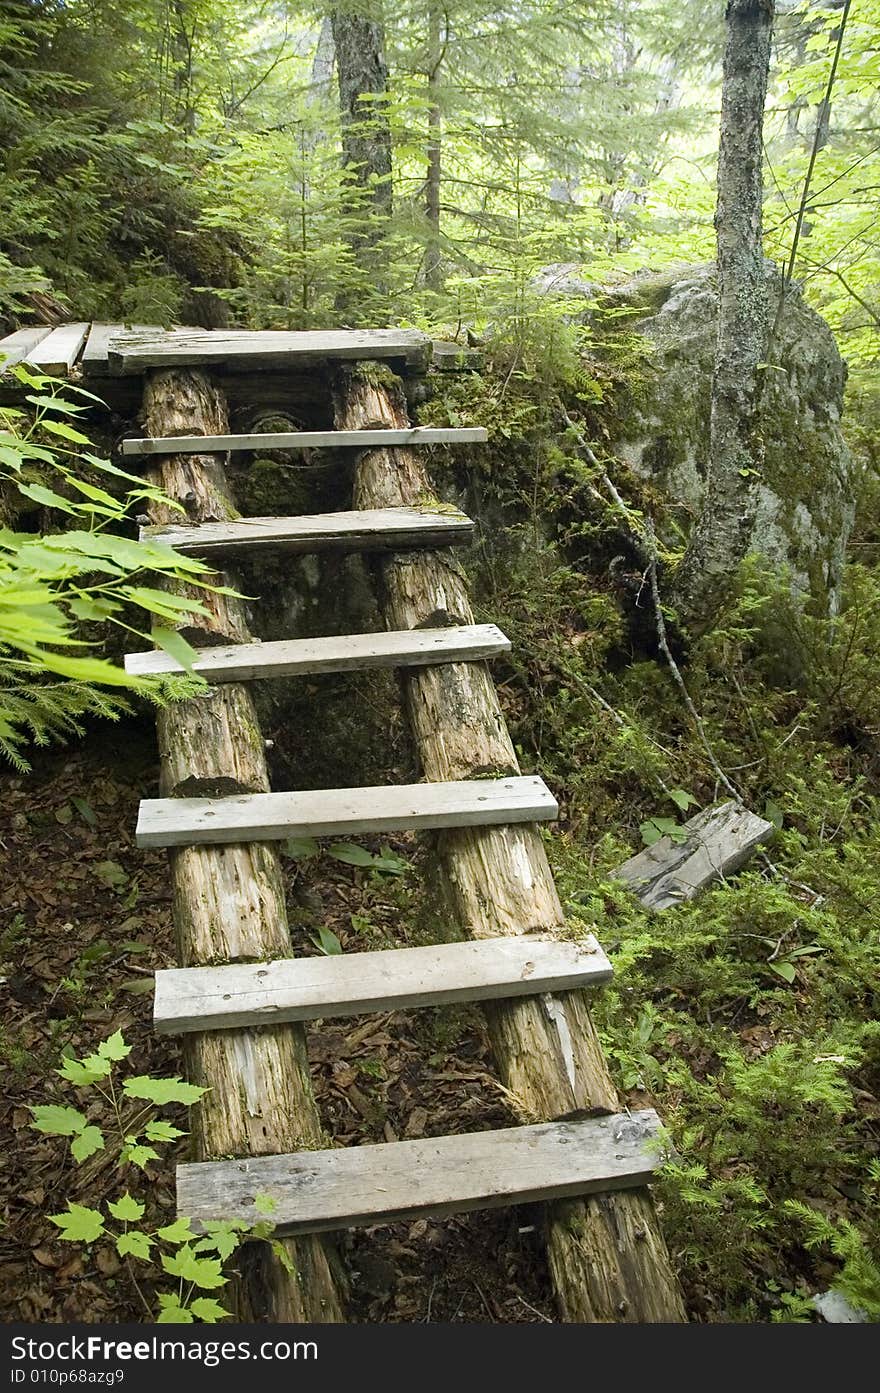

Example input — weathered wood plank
[26,322,90,374]
[614,800,775,910]
[136,775,558,849]
[80,324,124,375]
[142,506,473,558]
[83,325,207,375]
[108,328,430,376]
[122,426,488,457]
[177,1109,664,1235]
[125,622,510,681]
[0,326,53,372]
[154,933,612,1034]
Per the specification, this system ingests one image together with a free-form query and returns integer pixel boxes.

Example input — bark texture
[333,366,686,1323]
[142,369,345,1323]
[670,0,775,635]
[331,8,392,238]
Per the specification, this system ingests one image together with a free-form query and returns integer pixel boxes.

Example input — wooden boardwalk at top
[0,324,460,381]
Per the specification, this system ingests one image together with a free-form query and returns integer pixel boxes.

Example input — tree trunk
[142,369,346,1323]
[424,0,443,290]
[333,366,686,1323]
[331,8,393,242]
[669,0,775,636]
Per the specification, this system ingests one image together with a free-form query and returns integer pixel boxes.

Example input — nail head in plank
[141,506,473,558]
[125,623,510,680]
[122,426,488,457]
[615,799,775,910]
[26,322,90,374]
[154,933,612,1034]
[135,775,558,849]
[107,327,430,376]
[177,1109,664,1235]
[0,326,53,373]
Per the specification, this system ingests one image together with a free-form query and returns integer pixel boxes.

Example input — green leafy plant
[29,1031,287,1323]
[0,368,243,766]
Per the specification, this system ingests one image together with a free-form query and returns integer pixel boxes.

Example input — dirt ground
[0,718,558,1324]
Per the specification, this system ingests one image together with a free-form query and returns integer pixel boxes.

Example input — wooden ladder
[130,334,684,1323]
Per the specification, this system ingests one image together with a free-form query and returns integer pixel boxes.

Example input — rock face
[551,261,857,611]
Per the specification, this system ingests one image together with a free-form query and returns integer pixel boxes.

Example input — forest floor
[0,720,563,1325]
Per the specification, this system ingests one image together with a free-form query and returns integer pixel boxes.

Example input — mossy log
[142,369,345,1323]
[333,365,686,1323]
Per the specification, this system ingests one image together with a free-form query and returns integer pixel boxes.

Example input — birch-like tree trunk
[669,0,775,635]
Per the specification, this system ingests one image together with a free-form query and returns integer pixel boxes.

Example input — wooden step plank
[142,506,473,558]
[614,800,775,910]
[80,323,123,375]
[26,322,90,374]
[0,327,53,373]
[177,1109,663,1235]
[107,328,430,376]
[125,622,510,681]
[122,426,488,457]
[82,324,207,375]
[136,775,557,849]
[154,933,613,1034]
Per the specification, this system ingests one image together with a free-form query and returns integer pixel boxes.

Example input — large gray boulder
[545,261,857,611]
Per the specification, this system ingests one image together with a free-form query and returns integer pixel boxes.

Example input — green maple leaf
[156,1305,194,1324]
[123,1076,206,1105]
[108,1193,146,1222]
[161,1247,226,1290]
[122,1143,160,1171]
[49,1204,106,1243]
[144,1120,186,1143]
[30,1104,87,1137]
[189,1297,231,1323]
[116,1231,153,1260]
[156,1217,193,1244]
[98,1030,132,1062]
[71,1126,105,1163]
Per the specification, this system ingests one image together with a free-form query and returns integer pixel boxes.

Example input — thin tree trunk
[669,0,775,636]
[331,7,393,242]
[424,0,443,290]
[333,366,687,1323]
[142,369,346,1323]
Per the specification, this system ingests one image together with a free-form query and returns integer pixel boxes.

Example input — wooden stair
[122,425,487,457]
[127,328,682,1322]
[142,505,473,557]
[153,934,613,1033]
[125,622,510,680]
[177,1111,664,1236]
[136,775,558,849]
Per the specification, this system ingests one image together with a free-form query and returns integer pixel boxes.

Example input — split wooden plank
[178,1109,664,1236]
[108,328,430,376]
[614,800,775,910]
[122,426,488,457]
[142,506,473,558]
[25,322,90,374]
[80,324,124,375]
[125,622,511,681]
[154,933,613,1034]
[136,775,557,850]
[0,327,53,372]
